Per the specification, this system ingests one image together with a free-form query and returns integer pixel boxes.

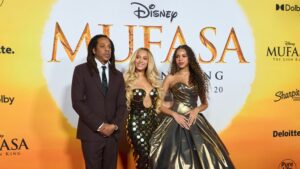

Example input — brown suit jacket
[71,63,127,141]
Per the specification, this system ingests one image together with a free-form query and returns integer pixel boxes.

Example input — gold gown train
[150,83,235,169]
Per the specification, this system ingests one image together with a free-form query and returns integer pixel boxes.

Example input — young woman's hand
[185,108,199,127]
[172,112,189,130]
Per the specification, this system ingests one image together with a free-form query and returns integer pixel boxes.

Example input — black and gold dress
[150,83,235,169]
[127,88,160,169]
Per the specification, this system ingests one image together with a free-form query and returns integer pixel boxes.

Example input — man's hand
[98,123,116,137]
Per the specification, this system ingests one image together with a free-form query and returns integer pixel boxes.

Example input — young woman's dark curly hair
[170,45,209,104]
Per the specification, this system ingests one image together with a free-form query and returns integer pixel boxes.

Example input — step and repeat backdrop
[0,0,299,168]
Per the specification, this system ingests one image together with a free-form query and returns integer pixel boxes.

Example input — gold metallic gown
[150,83,235,169]
[127,88,160,169]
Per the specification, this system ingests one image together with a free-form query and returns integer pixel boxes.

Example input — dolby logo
[0,95,15,105]
[276,4,300,11]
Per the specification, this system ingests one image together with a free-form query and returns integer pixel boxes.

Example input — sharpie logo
[274,89,300,102]
[131,2,178,22]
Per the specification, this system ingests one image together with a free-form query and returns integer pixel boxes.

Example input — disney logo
[285,41,295,46]
[131,2,178,22]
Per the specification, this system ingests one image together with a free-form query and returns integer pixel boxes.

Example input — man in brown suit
[71,34,127,169]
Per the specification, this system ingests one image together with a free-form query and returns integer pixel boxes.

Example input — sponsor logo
[273,130,300,137]
[0,45,15,55]
[278,159,297,169]
[0,95,15,105]
[274,89,300,102]
[276,4,285,11]
[276,4,300,12]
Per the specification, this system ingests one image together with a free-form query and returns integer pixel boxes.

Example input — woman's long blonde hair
[124,48,161,113]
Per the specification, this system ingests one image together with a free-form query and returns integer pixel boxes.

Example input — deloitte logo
[0,45,15,55]
[276,4,300,12]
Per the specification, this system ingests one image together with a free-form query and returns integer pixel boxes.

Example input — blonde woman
[124,48,161,169]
